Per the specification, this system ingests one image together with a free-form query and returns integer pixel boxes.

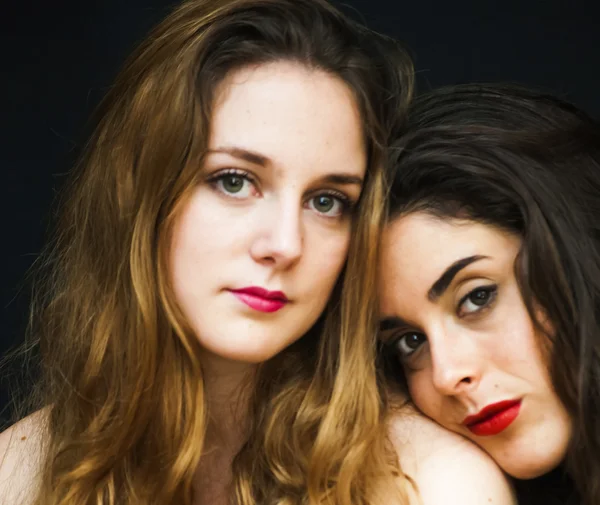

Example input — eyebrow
[319,174,364,187]
[207,146,363,187]
[379,316,408,333]
[207,146,270,166]
[427,255,490,301]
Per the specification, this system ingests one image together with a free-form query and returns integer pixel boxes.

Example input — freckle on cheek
[21,436,27,441]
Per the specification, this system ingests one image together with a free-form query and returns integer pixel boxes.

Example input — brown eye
[458,285,498,316]
[470,289,491,305]
[394,331,427,358]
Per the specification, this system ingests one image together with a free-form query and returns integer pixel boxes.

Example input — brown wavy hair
[21,1,414,504]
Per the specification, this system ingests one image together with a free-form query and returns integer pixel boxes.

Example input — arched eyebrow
[206,147,363,187]
[317,174,363,187]
[379,316,408,333]
[427,255,490,301]
[207,146,270,166]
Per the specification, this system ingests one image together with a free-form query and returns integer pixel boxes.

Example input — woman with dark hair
[379,82,600,505]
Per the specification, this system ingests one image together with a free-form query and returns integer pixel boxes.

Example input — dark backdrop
[2,0,599,421]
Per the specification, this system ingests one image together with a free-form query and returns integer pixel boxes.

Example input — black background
[2,0,599,419]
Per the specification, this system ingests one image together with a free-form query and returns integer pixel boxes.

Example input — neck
[193,352,257,505]
[200,350,257,447]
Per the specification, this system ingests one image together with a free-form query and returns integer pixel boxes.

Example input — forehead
[380,213,521,287]
[208,61,366,176]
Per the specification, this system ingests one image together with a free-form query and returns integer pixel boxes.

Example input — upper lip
[462,399,521,426]
[230,286,288,302]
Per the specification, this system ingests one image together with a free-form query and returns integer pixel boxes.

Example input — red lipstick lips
[463,400,522,436]
[229,286,288,313]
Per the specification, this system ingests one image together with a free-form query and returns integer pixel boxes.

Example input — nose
[249,198,303,268]
[429,326,482,397]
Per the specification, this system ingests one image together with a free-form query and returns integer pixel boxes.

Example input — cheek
[407,370,440,419]
[169,196,241,296]
[491,297,546,371]
[172,193,248,258]
[305,225,351,280]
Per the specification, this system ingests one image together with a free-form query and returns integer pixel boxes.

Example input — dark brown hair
[385,83,600,505]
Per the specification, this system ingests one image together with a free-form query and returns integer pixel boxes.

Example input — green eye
[307,193,348,217]
[222,175,245,194]
[209,171,254,198]
[313,195,335,213]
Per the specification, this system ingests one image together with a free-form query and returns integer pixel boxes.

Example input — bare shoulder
[0,409,48,505]
[388,405,517,505]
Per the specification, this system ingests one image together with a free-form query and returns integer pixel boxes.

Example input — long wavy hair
[384,83,600,505]
[20,1,415,504]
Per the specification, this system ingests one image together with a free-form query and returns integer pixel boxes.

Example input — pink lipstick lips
[229,286,288,313]
[463,399,522,436]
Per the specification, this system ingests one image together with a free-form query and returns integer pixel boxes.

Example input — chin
[200,337,299,365]
[502,457,564,480]
[226,349,283,364]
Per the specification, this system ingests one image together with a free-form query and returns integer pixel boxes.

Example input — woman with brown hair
[0,1,411,503]
[0,1,516,504]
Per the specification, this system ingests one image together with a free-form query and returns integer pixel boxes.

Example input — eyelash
[387,331,427,363]
[206,168,255,192]
[206,168,357,217]
[456,284,498,318]
[309,190,355,218]
[387,284,499,364]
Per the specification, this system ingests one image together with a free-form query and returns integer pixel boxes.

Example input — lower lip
[230,291,287,313]
[466,401,522,436]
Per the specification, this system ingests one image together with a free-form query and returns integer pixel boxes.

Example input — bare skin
[0,411,46,505]
[192,363,252,505]
[387,403,517,505]
[1,403,517,505]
